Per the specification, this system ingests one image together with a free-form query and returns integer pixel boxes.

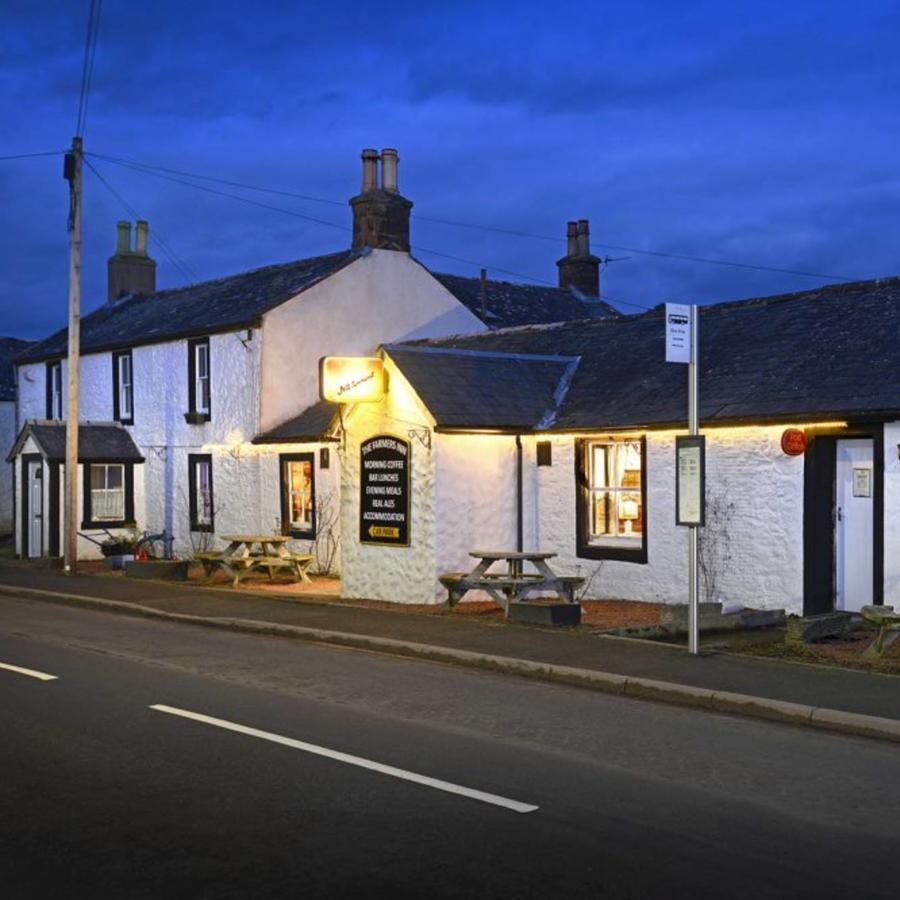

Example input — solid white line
[150,704,538,814]
[0,661,58,681]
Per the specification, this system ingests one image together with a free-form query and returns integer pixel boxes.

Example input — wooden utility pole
[63,136,82,573]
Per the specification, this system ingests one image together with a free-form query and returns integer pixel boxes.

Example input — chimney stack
[556,218,600,297]
[350,147,413,252]
[107,219,157,302]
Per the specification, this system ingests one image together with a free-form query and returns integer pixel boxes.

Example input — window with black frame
[576,437,647,562]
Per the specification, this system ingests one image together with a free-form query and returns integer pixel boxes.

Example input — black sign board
[675,435,706,526]
[359,435,410,546]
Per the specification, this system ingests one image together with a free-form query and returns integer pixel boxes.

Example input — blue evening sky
[2,0,898,338]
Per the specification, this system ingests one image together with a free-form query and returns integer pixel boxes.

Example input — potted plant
[100,528,141,570]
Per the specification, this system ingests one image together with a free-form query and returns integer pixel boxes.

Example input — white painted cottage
[336,280,900,618]
[7,149,613,565]
[0,338,33,535]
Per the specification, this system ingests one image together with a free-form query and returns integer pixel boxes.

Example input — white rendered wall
[883,421,900,607]
[259,250,486,433]
[340,362,436,603]
[0,401,16,533]
[432,433,519,601]
[528,427,806,611]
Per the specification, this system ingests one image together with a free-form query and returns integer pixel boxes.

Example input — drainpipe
[515,436,524,552]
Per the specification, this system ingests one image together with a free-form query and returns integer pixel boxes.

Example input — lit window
[195,342,210,415]
[187,338,211,421]
[115,351,133,422]
[90,464,125,521]
[281,454,315,536]
[588,440,643,543]
[47,361,63,419]
[189,455,214,532]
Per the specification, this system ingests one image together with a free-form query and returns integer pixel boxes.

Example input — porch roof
[7,421,145,463]
[252,401,340,444]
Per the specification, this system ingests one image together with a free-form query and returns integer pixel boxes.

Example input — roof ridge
[386,343,580,363]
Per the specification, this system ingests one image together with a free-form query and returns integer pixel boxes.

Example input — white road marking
[150,704,538,814]
[0,661,58,681]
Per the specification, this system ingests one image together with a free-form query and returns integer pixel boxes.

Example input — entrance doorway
[835,439,874,612]
[26,459,43,558]
[803,427,883,616]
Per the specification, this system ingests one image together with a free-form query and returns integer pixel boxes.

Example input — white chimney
[381,148,399,193]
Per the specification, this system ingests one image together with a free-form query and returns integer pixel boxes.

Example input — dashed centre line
[0,662,58,681]
[150,704,539,814]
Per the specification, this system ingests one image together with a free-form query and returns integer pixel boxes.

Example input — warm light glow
[320,357,386,403]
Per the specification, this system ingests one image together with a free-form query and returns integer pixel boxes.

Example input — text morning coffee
[359,435,411,546]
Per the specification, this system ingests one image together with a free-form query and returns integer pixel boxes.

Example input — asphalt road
[0,595,898,899]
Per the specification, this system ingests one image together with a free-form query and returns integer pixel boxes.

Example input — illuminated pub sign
[320,356,386,403]
[360,435,410,546]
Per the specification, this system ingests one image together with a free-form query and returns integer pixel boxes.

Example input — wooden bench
[439,553,584,616]
[194,550,314,589]
[861,605,900,658]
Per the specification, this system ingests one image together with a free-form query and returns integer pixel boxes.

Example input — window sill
[81,520,136,531]
[184,411,211,425]
[116,418,134,427]
[287,529,315,540]
[577,542,647,564]
[190,523,214,533]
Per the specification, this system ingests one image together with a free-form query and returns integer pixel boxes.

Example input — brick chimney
[350,148,413,252]
[556,219,600,297]
[107,219,156,302]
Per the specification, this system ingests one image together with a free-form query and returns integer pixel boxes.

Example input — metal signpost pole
[687,305,699,655]
[64,137,82,573]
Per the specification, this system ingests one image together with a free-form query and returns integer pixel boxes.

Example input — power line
[0,150,65,162]
[87,151,651,313]
[75,0,103,137]
[88,151,860,283]
[88,153,352,233]
[84,158,200,284]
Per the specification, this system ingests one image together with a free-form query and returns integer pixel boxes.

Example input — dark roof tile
[400,277,900,429]
[7,421,144,463]
[17,250,362,363]
[433,272,617,329]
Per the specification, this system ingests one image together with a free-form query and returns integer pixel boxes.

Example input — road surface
[0,593,897,898]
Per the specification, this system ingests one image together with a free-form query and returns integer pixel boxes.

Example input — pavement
[0,563,898,744]
[4,597,899,898]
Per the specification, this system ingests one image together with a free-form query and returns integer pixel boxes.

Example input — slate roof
[17,250,362,363]
[384,345,580,430]
[433,272,618,329]
[395,277,900,430]
[253,400,340,444]
[7,421,145,463]
[0,337,33,401]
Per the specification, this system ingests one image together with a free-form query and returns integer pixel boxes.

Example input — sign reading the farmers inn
[359,435,410,546]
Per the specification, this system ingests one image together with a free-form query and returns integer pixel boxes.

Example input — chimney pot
[556,218,599,297]
[135,220,149,257]
[576,219,590,256]
[361,148,378,193]
[566,221,578,256]
[108,219,156,302]
[116,220,132,255]
[350,148,412,251]
[381,148,399,193]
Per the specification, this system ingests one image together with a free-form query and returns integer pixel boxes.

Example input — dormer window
[113,350,134,424]
[186,337,211,424]
[46,361,62,419]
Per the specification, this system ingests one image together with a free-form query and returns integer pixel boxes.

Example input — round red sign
[781,428,807,456]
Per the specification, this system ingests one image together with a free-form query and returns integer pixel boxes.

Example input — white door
[835,439,874,612]
[27,461,43,558]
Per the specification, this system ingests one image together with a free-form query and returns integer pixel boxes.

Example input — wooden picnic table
[195,534,314,588]
[861,605,900,658]
[439,549,584,616]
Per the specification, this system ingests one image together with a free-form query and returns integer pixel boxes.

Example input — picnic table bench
[195,534,314,589]
[439,550,584,617]
[861,605,900,658]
